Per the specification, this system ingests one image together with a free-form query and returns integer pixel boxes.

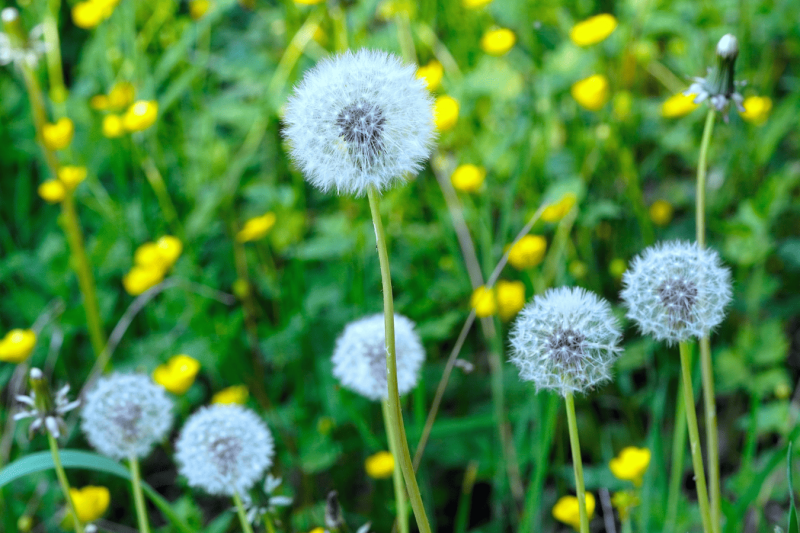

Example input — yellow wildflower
[237,213,277,243]
[434,95,459,131]
[189,0,211,19]
[416,59,444,91]
[57,166,87,190]
[107,82,135,110]
[365,451,395,479]
[507,235,547,270]
[294,0,324,4]
[571,75,610,111]
[739,96,772,125]
[134,243,167,270]
[72,1,104,29]
[42,118,74,151]
[611,490,639,521]
[480,28,516,56]
[609,446,651,486]
[470,286,496,318]
[0,329,37,364]
[38,180,66,204]
[102,114,125,138]
[122,265,165,296]
[661,93,699,118]
[153,354,201,395]
[94,0,120,18]
[569,14,617,46]
[496,280,525,321]
[552,493,596,531]
[156,235,183,267]
[649,200,673,226]
[122,101,158,132]
[212,385,249,405]
[451,164,486,193]
[462,0,492,7]
[309,528,326,533]
[69,486,110,523]
[609,258,627,279]
[90,94,109,110]
[541,193,577,222]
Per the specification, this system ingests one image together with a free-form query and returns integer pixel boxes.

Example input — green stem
[382,400,409,533]
[262,512,277,533]
[665,377,688,533]
[129,455,151,533]
[140,156,181,235]
[367,186,432,533]
[622,515,633,533]
[678,341,714,533]
[233,491,255,533]
[520,393,559,530]
[695,109,716,248]
[564,392,589,533]
[42,0,68,107]
[47,433,84,533]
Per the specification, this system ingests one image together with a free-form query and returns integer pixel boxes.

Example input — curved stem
[382,399,409,533]
[367,187,432,533]
[129,455,151,533]
[233,491,255,533]
[47,433,84,533]
[564,392,589,533]
[696,109,716,248]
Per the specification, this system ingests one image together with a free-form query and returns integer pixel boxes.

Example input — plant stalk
[129,455,151,533]
[233,490,255,533]
[382,399,409,533]
[564,392,589,533]
[47,432,84,533]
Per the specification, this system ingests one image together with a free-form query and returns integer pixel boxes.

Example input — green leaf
[789,442,799,533]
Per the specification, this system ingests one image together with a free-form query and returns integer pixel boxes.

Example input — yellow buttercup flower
[496,280,525,321]
[134,243,167,270]
[57,166,87,190]
[661,93,699,118]
[212,385,249,405]
[38,180,66,204]
[189,0,211,19]
[69,486,110,523]
[122,265,165,296]
[739,96,772,125]
[93,0,120,18]
[434,95,459,131]
[122,101,158,132]
[237,213,277,243]
[72,1,104,29]
[470,286,496,318]
[365,451,395,479]
[609,258,627,279]
[416,59,444,91]
[552,493,596,531]
[541,193,577,222]
[569,14,617,46]
[42,118,74,151]
[480,28,516,56]
[156,235,183,267]
[450,164,486,193]
[102,114,125,138]
[153,354,201,395]
[294,0,324,4]
[462,0,492,7]
[507,235,547,270]
[571,75,610,111]
[0,329,37,364]
[649,199,673,226]
[107,82,135,110]
[609,446,651,486]
[309,528,326,533]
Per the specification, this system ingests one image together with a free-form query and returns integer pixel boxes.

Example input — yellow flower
[434,95,459,131]
[309,528,326,533]
[541,193,577,222]
[609,258,627,279]
[212,385,249,405]
[294,0,324,4]
[470,286,496,318]
[134,243,167,270]
[416,60,443,91]
[552,493,596,531]
[507,235,547,270]
[72,1,104,29]
[611,490,639,521]
[102,114,125,138]
[122,265,165,296]
[450,164,486,193]
[122,101,158,132]
[661,93,699,118]
[462,0,492,7]
[90,94,109,110]
[38,180,66,204]
[237,213,277,243]
[57,166,87,190]
[93,0,120,18]
[0,329,37,364]
[649,199,673,226]
[609,446,651,486]
[42,118,74,151]
[569,14,617,46]
[69,486,110,523]
[107,82,135,110]
[480,28,516,56]
[496,280,525,321]
[189,0,211,19]
[156,235,183,267]
[153,354,201,395]
[739,96,772,125]
[365,451,395,479]
[571,75,610,111]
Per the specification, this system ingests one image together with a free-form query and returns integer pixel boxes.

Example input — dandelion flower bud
[81,373,174,460]
[332,313,425,401]
[685,33,744,118]
[716,34,738,59]
[175,404,274,496]
[283,49,436,197]
[509,287,622,396]
[621,241,731,344]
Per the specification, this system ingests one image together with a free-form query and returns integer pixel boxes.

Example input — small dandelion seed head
[620,240,732,344]
[509,287,622,397]
[716,34,739,59]
[282,48,436,196]
[684,34,745,119]
[80,373,174,460]
[175,404,274,496]
[332,313,425,401]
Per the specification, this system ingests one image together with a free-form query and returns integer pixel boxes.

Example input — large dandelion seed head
[332,313,425,401]
[80,373,174,461]
[175,404,274,496]
[282,49,436,196]
[621,240,732,344]
[509,287,622,397]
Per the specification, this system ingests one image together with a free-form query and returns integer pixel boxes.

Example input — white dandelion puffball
[283,49,436,196]
[175,404,274,496]
[509,287,623,397]
[332,313,425,401]
[621,240,732,344]
[81,373,174,461]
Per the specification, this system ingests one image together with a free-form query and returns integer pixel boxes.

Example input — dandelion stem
[665,378,688,533]
[129,455,151,533]
[696,109,716,248]
[47,432,84,533]
[382,399,409,533]
[367,186,432,533]
[233,491,255,533]
[678,341,714,533]
[564,392,589,533]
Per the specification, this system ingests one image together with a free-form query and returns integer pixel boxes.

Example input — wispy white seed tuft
[332,313,425,401]
[509,287,623,397]
[175,404,274,496]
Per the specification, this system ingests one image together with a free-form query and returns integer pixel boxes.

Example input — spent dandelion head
[15,368,80,438]
[1,8,47,69]
[685,34,745,119]
[283,49,436,197]
[509,287,622,396]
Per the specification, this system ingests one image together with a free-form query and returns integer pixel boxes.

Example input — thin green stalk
[140,156,181,235]
[678,341,714,533]
[129,455,151,533]
[454,461,478,533]
[233,491,255,533]
[382,399,409,533]
[42,0,68,106]
[622,515,633,533]
[564,392,589,533]
[47,433,84,533]
[520,392,559,530]
[367,186,432,533]
[695,109,716,248]
[665,378,688,533]
[262,512,277,533]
